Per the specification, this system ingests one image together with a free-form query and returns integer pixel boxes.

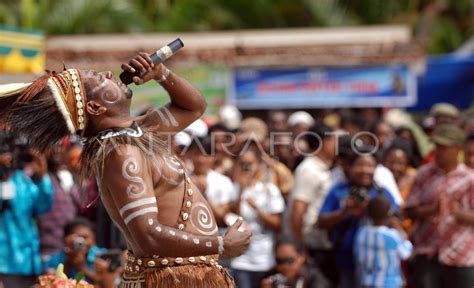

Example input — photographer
[43,217,108,284]
[261,236,320,288]
[0,130,53,281]
[318,146,399,288]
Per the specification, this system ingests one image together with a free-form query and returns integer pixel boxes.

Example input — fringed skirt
[120,252,234,288]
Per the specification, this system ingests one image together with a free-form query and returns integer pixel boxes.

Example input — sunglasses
[276,257,296,265]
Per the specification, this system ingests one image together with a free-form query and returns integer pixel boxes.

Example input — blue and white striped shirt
[354,225,413,288]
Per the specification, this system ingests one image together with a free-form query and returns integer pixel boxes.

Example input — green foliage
[0,0,471,53]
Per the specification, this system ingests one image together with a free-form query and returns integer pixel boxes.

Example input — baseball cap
[432,124,465,146]
[239,117,268,143]
[430,103,460,118]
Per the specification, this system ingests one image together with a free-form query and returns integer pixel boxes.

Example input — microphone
[119,38,184,85]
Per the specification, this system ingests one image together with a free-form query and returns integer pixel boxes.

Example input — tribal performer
[0,52,251,287]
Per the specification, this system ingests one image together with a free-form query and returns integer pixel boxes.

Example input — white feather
[47,80,76,134]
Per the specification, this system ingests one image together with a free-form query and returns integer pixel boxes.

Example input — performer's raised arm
[103,144,251,258]
[121,52,207,133]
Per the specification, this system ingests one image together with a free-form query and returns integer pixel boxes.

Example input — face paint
[122,157,147,199]
[190,202,218,236]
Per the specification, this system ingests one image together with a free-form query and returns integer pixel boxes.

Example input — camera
[349,186,369,204]
[267,273,290,288]
[73,236,87,251]
[99,249,123,272]
[242,162,251,172]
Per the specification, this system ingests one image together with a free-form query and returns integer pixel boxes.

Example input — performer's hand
[222,218,252,258]
[120,52,166,85]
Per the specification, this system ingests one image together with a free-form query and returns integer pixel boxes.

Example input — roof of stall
[45,25,424,71]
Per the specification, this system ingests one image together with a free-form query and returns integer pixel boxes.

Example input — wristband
[157,68,170,83]
[217,236,224,256]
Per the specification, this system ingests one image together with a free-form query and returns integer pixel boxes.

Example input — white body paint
[119,197,156,216]
[122,157,147,198]
[190,202,218,235]
[124,207,158,224]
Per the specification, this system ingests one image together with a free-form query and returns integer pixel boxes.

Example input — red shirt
[438,164,474,267]
[406,163,454,257]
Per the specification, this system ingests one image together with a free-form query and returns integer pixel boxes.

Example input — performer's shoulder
[105,144,146,166]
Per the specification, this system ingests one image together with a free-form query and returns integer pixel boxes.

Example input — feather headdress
[0,69,88,151]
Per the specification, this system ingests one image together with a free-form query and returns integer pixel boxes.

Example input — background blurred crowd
[0,103,473,288]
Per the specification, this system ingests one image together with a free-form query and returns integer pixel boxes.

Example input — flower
[37,264,93,288]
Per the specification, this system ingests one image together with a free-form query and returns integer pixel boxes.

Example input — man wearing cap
[405,124,474,288]
[430,103,460,126]
[420,103,461,164]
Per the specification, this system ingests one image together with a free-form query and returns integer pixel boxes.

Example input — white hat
[219,105,241,130]
[288,111,315,127]
[184,118,208,137]
[174,131,192,147]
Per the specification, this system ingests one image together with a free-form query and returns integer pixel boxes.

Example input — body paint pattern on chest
[122,157,147,199]
[190,202,218,235]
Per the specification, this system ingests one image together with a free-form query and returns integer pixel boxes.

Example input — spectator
[270,132,299,171]
[463,116,474,134]
[291,124,337,285]
[465,132,474,169]
[209,123,235,176]
[332,135,403,206]
[405,124,472,287]
[43,217,107,283]
[38,144,81,258]
[318,147,398,288]
[230,141,285,288]
[339,111,365,135]
[368,121,395,152]
[261,236,320,288]
[420,103,462,164]
[237,117,294,200]
[382,140,417,203]
[430,103,460,126]
[354,195,413,288]
[267,110,288,132]
[94,250,125,288]
[288,111,315,154]
[187,136,234,226]
[0,131,53,277]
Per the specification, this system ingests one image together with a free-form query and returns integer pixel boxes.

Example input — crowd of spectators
[0,102,473,288]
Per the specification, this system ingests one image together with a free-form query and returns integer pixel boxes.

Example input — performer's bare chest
[151,155,219,236]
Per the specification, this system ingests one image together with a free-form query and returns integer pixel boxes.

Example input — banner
[231,65,417,109]
[0,26,45,74]
[129,65,228,117]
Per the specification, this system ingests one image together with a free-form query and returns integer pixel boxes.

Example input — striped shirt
[354,225,413,287]
[438,164,474,266]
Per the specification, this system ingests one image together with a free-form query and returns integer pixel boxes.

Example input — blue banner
[231,65,417,109]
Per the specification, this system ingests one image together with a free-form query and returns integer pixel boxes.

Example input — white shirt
[291,156,333,249]
[230,182,285,272]
[204,170,234,206]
